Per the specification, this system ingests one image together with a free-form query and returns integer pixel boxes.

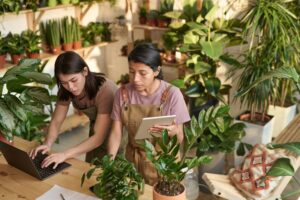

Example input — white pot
[234,113,275,166]
[267,104,296,138]
[198,152,226,192]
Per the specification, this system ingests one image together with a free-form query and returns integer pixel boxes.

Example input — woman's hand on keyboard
[41,152,66,169]
[29,144,50,159]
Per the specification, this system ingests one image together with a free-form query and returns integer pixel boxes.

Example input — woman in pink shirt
[108,43,190,185]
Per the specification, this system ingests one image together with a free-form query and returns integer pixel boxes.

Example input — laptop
[0,140,71,180]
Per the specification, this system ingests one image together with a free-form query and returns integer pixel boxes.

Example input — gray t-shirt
[111,80,190,124]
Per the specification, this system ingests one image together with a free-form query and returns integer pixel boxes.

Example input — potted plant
[232,0,300,140]
[6,32,26,64]
[21,30,42,59]
[167,0,242,117]
[44,19,62,54]
[162,31,179,63]
[71,17,82,49]
[138,6,147,25]
[61,16,73,51]
[0,59,53,143]
[81,155,144,200]
[147,10,159,26]
[101,22,111,41]
[157,0,173,28]
[0,32,8,69]
[142,105,245,199]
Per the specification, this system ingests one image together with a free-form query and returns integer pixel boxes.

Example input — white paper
[36,185,100,200]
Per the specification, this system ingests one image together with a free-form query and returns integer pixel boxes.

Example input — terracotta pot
[239,112,272,126]
[0,54,6,69]
[51,45,62,55]
[147,19,157,27]
[139,17,147,25]
[157,19,170,28]
[27,52,40,59]
[62,43,73,51]
[11,54,24,64]
[73,41,82,49]
[153,184,186,200]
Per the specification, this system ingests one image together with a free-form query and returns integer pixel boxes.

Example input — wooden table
[0,137,153,200]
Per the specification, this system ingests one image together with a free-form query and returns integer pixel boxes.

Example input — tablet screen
[135,115,176,140]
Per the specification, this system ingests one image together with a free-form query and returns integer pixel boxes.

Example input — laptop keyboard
[32,152,71,179]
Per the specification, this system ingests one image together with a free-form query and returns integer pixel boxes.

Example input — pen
[60,193,66,200]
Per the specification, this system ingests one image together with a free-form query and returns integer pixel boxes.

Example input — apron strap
[159,85,172,111]
[121,85,129,110]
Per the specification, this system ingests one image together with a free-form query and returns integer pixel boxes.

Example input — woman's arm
[41,113,112,168]
[107,120,123,159]
[63,113,111,158]
[30,104,68,158]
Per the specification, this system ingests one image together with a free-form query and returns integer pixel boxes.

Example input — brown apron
[121,85,172,185]
[79,106,108,162]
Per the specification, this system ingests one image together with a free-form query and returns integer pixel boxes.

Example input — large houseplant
[81,155,144,200]
[167,0,242,117]
[0,59,53,142]
[143,105,245,199]
[232,0,300,122]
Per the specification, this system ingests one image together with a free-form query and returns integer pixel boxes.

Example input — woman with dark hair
[107,43,190,185]
[30,51,118,168]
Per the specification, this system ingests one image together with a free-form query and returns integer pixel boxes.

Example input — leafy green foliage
[142,105,245,195]
[81,155,144,200]
[165,0,242,107]
[267,158,295,177]
[265,142,300,178]
[232,0,300,120]
[190,105,246,155]
[0,59,54,142]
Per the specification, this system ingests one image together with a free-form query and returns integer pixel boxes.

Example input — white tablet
[135,115,176,140]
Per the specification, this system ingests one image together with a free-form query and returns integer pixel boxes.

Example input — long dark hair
[54,51,105,101]
[128,43,163,80]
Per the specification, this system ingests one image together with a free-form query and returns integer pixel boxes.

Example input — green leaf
[24,87,51,105]
[267,158,294,177]
[163,11,182,19]
[0,98,16,132]
[81,173,86,187]
[237,142,246,156]
[186,83,200,95]
[169,21,185,29]
[204,77,221,97]
[194,61,211,74]
[170,79,185,89]
[20,71,53,85]
[0,59,40,83]
[204,5,219,23]
[162,129,168,146]
[236,67,300,97]
[267,142,300,156]
[4,94,27,122]
[184,31,199,44]
[200,40,224,60]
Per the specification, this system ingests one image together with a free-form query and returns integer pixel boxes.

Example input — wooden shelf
[133,25,169,31]
[3,2,96,31]
[0,41,115,75]
[59,114,89,134]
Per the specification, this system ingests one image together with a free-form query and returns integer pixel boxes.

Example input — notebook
[0,140,71,180]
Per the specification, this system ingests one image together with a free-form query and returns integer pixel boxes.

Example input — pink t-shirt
[111,80,190,124]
